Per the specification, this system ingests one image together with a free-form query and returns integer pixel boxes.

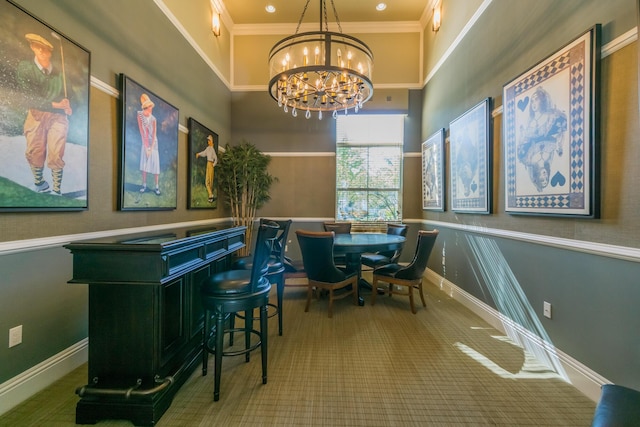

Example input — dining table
[333,233,406,305]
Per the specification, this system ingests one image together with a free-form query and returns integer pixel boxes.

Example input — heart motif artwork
[517,96,529,112]
[550,171,566,187]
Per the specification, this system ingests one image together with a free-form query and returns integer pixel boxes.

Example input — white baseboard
[424,269,609,403]
[0,338,88,416]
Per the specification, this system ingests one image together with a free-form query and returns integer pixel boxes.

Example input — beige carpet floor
[0,276,596,426]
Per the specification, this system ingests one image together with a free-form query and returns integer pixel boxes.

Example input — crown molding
[232,21,423,36]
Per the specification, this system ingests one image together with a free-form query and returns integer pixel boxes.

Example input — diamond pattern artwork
[503,27,599,217]
[449,98,491,214]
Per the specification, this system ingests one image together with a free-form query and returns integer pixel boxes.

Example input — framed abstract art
[503,25,601,217]
[449,98,492,214]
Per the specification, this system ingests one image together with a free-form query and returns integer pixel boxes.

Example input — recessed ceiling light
[265,5,276,13]
[376,3,387,11]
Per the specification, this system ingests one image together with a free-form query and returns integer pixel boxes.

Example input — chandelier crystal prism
[268,0,374,120]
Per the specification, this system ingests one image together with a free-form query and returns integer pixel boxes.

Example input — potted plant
[217,140,277,256]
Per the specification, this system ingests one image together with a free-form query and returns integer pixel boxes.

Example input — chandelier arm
[329,0,343,34]
[322,0,328,32]
[295,0,312,35]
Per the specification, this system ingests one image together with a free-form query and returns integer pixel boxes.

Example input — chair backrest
[323,222,351,234]
[395,229,439,281]
[260,218,292,267]
[378,223,409,261]
[250,221,280,290]
[296,230,348,283]
[387,223,408,236]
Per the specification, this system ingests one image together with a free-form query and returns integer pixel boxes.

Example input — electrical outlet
[9,325,22,348]
[543,302,552,319]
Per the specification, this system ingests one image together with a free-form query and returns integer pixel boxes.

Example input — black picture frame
[449,98,492,214]
[0,0,90,211]
[503,25,601,217]
[118,74,179,211]
[422,128,445,211]
[187,117,218,209]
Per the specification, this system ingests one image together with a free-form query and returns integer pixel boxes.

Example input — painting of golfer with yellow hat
[0,1,90,210]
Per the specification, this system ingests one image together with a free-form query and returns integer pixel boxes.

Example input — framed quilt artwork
[503,25,601,217]
[422,128,445,211]
[449,98,492,214]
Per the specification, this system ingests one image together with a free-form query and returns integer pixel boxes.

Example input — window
[335,115,404,222]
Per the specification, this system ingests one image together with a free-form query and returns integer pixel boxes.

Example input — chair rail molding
[421,219,640,264]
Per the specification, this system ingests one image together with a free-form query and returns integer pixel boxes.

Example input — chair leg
[328,288,334,318]
[202,310,210,376]
[305,284,313,312]
[229,313,235,347]
[214,311,225,401]
[245,309,252,363]
[351,279,358,306]
[260,303,268,385]
[418,282,427,308]
[371,277,378,305]
[408,285,416,314]
[276,273,284,336]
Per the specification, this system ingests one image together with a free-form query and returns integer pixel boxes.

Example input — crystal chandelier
[268,0,374,120]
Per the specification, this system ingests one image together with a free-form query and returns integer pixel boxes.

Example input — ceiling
[217,0,433,27]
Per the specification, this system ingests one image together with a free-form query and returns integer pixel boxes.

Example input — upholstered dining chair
[323,221,352,234]
[296,230,358,318]
[232,218,292,336]
[200,221,279,401]
[323,222,351,266]
[371,229,439,313]
[361,223,408,271]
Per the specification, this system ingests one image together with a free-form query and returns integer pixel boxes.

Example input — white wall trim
[154,0,231,89]
[0,218,228,256]
[424,0,493,86]
[0,339,88,416]
[4,217,640,264]
[422,219,640,264]
[423,269,609,402]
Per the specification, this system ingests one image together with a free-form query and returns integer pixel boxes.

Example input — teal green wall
[0,0,231,384]
[421,0,640,390]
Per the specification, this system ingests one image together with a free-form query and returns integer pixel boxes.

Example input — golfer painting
[17,33,71,196]
[187,118,218,209]
[0,1,90,210]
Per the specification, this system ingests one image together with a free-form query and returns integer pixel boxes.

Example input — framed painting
[187,117,218,209]
[422,128,445,211]
[449,98,491,214]
[0,0,90,211]
[503,25,601,217]
[118,74,178,210]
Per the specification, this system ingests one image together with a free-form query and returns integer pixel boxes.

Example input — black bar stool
[231,219,292,335]
[200,221,279,401]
